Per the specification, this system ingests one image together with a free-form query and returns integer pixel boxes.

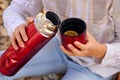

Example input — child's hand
[10,17,34,50]
[60,32,107,59]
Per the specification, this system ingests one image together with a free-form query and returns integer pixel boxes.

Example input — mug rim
[60,18,86,37]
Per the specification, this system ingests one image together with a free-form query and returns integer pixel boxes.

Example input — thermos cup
[60,18,87,51]
[0,11,60,76]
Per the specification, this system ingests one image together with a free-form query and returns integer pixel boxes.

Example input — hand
[60,32,107,58]
[10,17,34,50]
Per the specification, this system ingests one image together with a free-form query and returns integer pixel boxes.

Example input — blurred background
[0,0,10,51]
[0,0,63,80]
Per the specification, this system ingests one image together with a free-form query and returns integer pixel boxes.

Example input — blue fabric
[0,37,112,80]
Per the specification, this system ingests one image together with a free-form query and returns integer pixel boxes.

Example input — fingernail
[68,44,72,47]
[74,41,79,44]
[21,44,25,48]
[25,37,28,41]
[15,47,18,50]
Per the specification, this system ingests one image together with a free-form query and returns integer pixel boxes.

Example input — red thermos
[0,11,60,76]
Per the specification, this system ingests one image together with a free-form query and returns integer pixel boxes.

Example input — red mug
[60,18,87,51]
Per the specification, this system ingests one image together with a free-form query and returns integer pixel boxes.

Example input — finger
[67,44,81,54]
[19,25,28,42]
[26,17,34,25]
[15,30,25,48]
[74,41,86,50]
[60,45,76,56]
[10,34,18,50]
[67,44,88,56]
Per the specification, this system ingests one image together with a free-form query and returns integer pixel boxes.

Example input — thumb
[26,17,34,25]
[86,31,96,42]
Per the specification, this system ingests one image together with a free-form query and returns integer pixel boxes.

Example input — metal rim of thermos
[34,13,57,37]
